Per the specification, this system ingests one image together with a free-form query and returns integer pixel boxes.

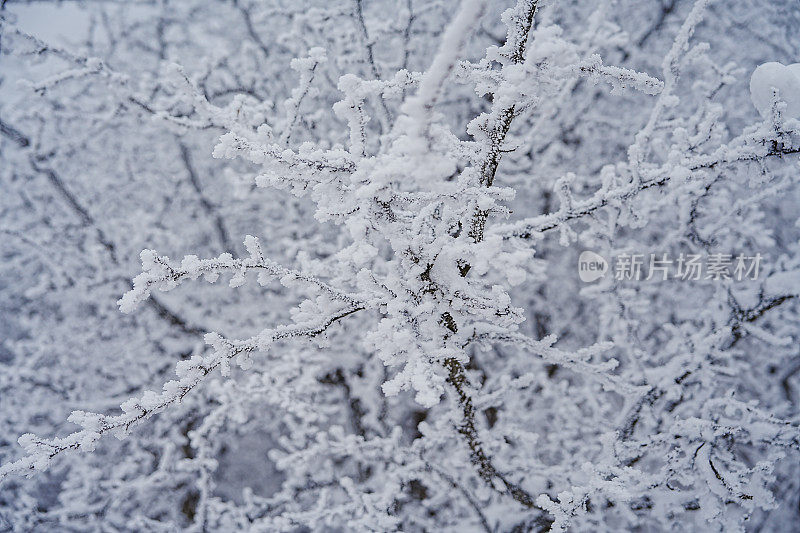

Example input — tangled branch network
[1,0,799,531]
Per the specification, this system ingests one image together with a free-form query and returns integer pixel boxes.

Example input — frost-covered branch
[2,0,800,529]
[0,303,363,480]
[494,124,800,240]
[119,235,367,313]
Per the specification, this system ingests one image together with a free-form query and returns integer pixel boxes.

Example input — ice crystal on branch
[1,0,799,531]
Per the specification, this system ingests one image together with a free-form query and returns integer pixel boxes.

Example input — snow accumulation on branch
[2,0,800,530]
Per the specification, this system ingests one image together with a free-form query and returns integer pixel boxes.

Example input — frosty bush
[1,0,799,531]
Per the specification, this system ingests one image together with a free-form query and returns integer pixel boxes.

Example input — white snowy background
[1,0,799,531]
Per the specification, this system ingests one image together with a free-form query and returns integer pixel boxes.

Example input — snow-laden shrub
[1,0,799,530]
